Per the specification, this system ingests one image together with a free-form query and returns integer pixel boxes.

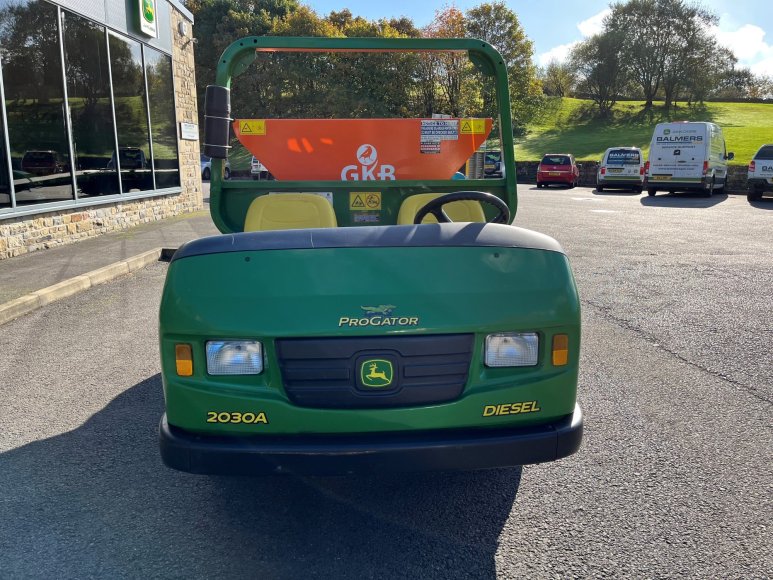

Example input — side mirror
[726,152,735,161]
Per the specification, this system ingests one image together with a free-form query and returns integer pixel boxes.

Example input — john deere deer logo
[361,359,393,388]
[361,305,395,318]
[142,0,155,23]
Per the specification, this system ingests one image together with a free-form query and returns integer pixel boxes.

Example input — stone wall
[170,8,202,210]
[514,161,750,193]
[0,4,201,261]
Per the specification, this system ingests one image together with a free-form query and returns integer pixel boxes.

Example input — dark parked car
[20,150,68,176]
[107,147,148,170]
[537,154,580,188]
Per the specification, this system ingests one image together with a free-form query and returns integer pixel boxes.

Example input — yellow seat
[397,193,486,225]
[244,193,337,231]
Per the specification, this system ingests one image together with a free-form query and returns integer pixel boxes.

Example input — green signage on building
[139,0,157,37]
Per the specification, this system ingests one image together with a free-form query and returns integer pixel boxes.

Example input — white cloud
[712,24,768,61]
[537,42,578,67]
[748,56,773,77]
[537,8,611,66]
[577,8,611,38]
[711,23,773,76]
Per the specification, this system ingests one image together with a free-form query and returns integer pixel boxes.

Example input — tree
[659,4,719,109]
[465,2,542,132]
[605,0,718,109]
[186,0,299,125]
[540,61,576,97]
[570,32,627,117]
[684,47,736,104]
[423,7,468,117]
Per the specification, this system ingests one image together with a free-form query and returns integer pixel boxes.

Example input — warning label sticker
[460,119,486,135]
[350,192,381,211]
[420,142,441,154]
[239,120,266,135]
[420,119,459,142]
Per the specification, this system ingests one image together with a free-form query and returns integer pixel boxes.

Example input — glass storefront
[109,33,153,193]
[0,0,180,215]
[2,0,73,206]
[63,11,120,198]
[145,46,180,189]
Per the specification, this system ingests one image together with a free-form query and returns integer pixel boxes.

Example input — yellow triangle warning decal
[238,119,266,135]
[460,119,486,134]
[350,194,366,209]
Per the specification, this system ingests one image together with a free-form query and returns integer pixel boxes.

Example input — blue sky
[305,0,773,76]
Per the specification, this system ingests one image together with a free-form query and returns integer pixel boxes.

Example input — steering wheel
[413,191,510,225]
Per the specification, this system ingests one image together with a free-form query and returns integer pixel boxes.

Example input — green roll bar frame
[207,36,518,233]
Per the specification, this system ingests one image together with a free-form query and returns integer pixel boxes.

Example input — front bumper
[159,403,583,476]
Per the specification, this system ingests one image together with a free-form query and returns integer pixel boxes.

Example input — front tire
[647,188,657,196]
[597,185,604,192]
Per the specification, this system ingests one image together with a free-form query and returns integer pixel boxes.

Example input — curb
[0,247,168,326]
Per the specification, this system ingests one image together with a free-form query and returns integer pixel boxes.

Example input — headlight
[485,333,539,367]
[206,340,263,375]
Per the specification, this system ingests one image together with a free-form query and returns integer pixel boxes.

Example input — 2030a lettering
[206,411,268,424]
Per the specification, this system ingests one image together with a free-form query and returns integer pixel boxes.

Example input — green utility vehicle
[159,37,582,475]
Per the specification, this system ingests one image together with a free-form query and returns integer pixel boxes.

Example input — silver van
[596,147,644,192]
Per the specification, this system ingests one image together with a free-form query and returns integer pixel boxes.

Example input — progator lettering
[338,316,419,327]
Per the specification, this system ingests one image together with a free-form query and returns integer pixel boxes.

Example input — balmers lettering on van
[656,135,703,143]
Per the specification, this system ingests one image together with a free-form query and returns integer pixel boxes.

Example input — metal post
[57,7,78,201]
[105,31,123,195]
[0,43,16,209]
[141,44,157,191]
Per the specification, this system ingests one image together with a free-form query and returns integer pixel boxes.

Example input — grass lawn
[514,98,773,164]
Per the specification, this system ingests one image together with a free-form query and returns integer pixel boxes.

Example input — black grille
[276,335,474,409]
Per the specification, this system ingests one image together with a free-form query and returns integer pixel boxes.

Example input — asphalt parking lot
[0,185,771,578]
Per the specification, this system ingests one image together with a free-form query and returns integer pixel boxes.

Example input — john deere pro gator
[158,36,582,475]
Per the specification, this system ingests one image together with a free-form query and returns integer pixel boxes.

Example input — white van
[596,147,645,192]
[646,122,733,196]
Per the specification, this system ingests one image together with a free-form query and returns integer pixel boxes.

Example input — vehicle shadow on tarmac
[591,188,641,196]
[0,374,521,579]
[639,192,728,208]
[748,199,773,210]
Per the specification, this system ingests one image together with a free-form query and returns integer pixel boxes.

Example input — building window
[0,0,182,217]
[0,0,74,206]
[62,11,120,197]
[145,46,179,189]
[108,32,153,193]
[0,113,9,209]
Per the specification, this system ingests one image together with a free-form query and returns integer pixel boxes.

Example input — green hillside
[514,98,773,164]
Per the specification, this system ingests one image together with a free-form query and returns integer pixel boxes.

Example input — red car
[21,150,68,176]
[536,153,580,188]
